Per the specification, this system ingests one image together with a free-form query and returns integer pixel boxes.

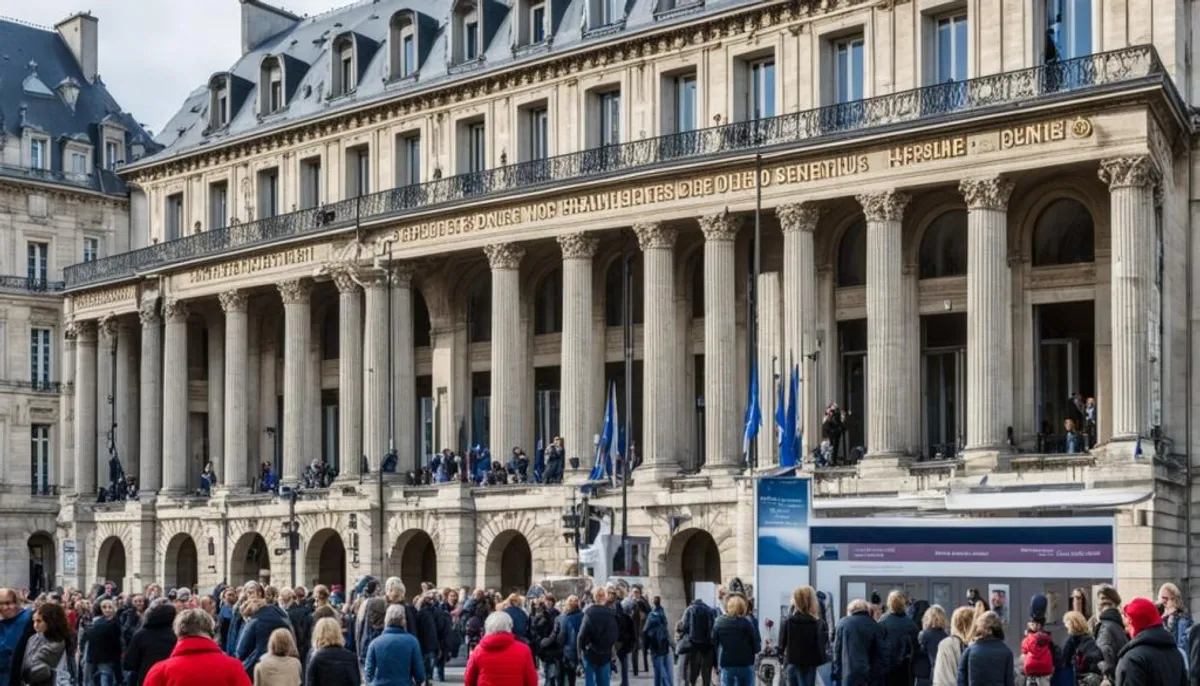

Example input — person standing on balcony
[545,438,566,485]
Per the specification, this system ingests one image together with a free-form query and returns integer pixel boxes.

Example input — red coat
[463,632,538,686]
[143,637,252,686]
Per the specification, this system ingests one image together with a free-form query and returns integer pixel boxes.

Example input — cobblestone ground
[441,655,660,684]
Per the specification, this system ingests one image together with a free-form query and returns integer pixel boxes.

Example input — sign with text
[755,476,811,644]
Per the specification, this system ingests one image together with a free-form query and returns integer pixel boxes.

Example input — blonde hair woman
[712,595,760,683]
[1158,582,1193,660]
[1061,611,1104,686]
[254,628,301,686]
[914,606,948,686]
[305,617,359,686]
[779,587,826,686]
[958,612,1013,686]
[932,607,977,686]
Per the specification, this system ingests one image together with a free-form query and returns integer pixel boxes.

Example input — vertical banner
[755,476,811,644]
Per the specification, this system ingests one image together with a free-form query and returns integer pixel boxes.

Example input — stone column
[363,269,390,466]
[392,263,417,471]
[635,222,679,479]
[485,243,525,460]
[332,271,363,479]
[778,202,821,457]
[858,190,911,457]
[138,300,163,494]
[206,315,225,477]
[161,298,190,494]
[60,326,77,493]
[115,321,139,480]
[1100,156,1159,442]
[220,290,250,489]
[96,315,117,482]
[700,211,742,472]
[279,279,312,484]
[756,272,782,467]
[73,321,97,497]
[961,176,1015,454]
[558,233,600,480]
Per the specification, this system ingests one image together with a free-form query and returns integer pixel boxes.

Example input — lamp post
[282,487,299,588]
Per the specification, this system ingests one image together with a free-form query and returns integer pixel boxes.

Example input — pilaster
[700,210,742,473]
[278,279,312,484]
[778,202,821,459]
[115,320,139,479]
[138,300,163,494]
[220,290,250,490]
[73,320,98,497]
[635,222,679,480]
[558,233,600,482]
[162,298,190,494]
[332,271,364,480]
[391,263,417,472]
[485,243,525,461]
[362,269,391,468]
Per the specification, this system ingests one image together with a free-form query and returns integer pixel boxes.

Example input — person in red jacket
[143,609,251,686]
[464,611,537,686]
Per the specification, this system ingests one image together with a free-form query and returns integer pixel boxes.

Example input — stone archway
[660,528,722,617]
[27,533,55,597]
[164,534,199,591]
[231,532,271,585]
[389,530,437,595]
[485,530,532,594]
[96,537,127,591]
[305,529,346,590]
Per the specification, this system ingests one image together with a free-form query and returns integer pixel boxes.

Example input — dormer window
[260,56,284,114]
[207,72,252,131]
[453,0,482,63]
[390,12,420,79]
[332,35,357,96]
[590,0,624,28]
[517,0,547,45]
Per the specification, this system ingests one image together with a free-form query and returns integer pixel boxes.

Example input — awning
[943,487,1153,511]
[814,496,944,511]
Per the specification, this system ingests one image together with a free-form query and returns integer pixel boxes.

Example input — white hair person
[484,611,513,636]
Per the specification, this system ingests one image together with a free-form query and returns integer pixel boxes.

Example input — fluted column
[220,290,250,489]
[635,222,679,478]
[278,279,312,484]
[756,272,782,467]
[700,211,742,471]
[60,326,77,493]
[138,300,163,494]
[778,202,821,457]
[161,298,190,494]
[96,315,116,481]
[115,321,139,480]
[362,269,390,466]
[858,191,911,456]
[206,316,225,476]
[1100,156,1159,442]
[485,243,525,458]
[558,233,600,479]
[961,177,1015,451]
[332,272,363,479]
[392,263,417,471]
[73,321,97,497]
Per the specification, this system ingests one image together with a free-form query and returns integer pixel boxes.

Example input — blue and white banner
[755,475,811,643]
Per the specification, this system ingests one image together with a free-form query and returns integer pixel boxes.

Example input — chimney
[240,0,302,56]
[55,11,99,83]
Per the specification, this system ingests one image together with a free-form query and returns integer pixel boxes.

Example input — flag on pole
[743,359,762,457]
[775,371,786,450]
[589,382,617,482]
[781,365,800,467]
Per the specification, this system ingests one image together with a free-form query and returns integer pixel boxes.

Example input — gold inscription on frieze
[1000,119,1069,149]
[888,137,968,168]
[188,246,317,284]
[73,285,137,311]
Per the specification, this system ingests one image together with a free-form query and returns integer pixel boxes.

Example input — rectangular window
[83,237,99,263]
[105,140,119,170]
[270,80,283,112]
[397,135,421,186]
[71,152,88,175]
[30,328,51,388]
[466,21,479,60]
[402,34,416,76]
[30,139,47,170]
[599,91,621,146]
[347,147,370,197]
[749,59,776,119]
[530,107,549,160]
[209,181,228,229]
[257,170,279,219]
[674,74,697,132]
[469,122,487,173]
[27,242,48,283]
[834,36,866,103]
[935,14,968,82]
[532,3,546,43]
[1046,0,1092,61]
[218,94,228,125]
[31,424,51,495]
[341,53,355,93]
[300,159,321,210]
[166,192,184,239]
[598,0,622,25]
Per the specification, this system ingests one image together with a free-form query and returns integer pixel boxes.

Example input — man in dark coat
[879,593,919,686]
[833,599,888,686]
[235,599,293,679]
[681,597,717,686]
[285,596,313,669]
[123,601,177,686]
[415,595,440,686]
[1116,598,1187,686]
[578,588,619,686]
[0,588,35,686]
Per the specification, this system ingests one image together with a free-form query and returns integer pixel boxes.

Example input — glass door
[840,353,867,455]
[922,349,965,459]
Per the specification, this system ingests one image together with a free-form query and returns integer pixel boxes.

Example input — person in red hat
[1114,597,1186,686]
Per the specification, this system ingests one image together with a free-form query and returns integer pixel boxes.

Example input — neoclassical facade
[47,0,1200,615]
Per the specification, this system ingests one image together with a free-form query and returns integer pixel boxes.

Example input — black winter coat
[415,605,439,655]
[833,611,888,686]
[305,646,362,686]
[712,615,760,668]
[779,612,827,668]
[81,616,123,668]
[1095,608,1130,679]
[914,627,948,686]
[957,636,1014,686]
[1114,626,1186,686]
[287,604,314,663]
[577,604,619,667]
[122,604,177,686]
[880,611,919,672]
[118,606,141,650]
[1062,633,1103,676]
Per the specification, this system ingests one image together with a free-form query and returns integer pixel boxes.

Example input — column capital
[484,243,525,270]
[277,278,312,305]
[959,176,1015,211]
[219,289,249,313]
[634,222,677,250]
[138,298,161,328]
[162,298,190,324]
[777,202,821,233]
[327,267,360,294]
[856,190,910,222]
[699,210,742,242]
[359,268,390,290]
[69,319,96,343]
[392,261,416,287]
[97,314,118,342]
[558,233,600,260]
[1099,156,1160,190]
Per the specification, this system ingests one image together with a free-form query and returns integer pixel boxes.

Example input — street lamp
[280,487,300,587]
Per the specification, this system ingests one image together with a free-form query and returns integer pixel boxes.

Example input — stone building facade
[50,0,1200,617]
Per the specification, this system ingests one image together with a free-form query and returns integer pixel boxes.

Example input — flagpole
[621,252,633,569]
[751,152,763,470]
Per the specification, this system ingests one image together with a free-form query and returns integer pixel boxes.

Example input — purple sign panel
[848,543,1113,564]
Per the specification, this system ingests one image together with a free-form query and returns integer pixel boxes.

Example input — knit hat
[1124,597,1162,635]
[1029,594,1048,624]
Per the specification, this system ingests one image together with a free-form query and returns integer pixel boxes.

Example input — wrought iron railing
[65,46,1173,289]
[919,442,961,461]
[0,276,66,294]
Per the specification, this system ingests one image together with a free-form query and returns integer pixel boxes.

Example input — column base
[858,454,911,479]
[632,462,680,487]
[1095,436,1150,462]
[702,462,744,477]
[961,447,1010,476]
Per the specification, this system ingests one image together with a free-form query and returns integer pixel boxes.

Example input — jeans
[585,659,612,686]
[719,666,754,686]
[787,665,818,686]
[423,652,435,684]
[687,646,715,686]
[652,653,674,686]
[94,664,116,686]
[617,652,631,686]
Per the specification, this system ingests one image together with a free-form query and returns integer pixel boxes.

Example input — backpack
[643,615,669,655]
[688,604,713,645]
[615,610,636,654]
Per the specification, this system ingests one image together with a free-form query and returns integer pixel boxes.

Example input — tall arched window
[837,219,867,287]
[1032,198,1095,266]
[534,267,563,334]
[918,209,968,279]
[467,277,491,343]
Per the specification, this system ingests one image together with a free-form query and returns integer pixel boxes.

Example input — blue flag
[743,360,761,456]
[775,372,786,449]
[588,382,618,482]
[781,365,801,467]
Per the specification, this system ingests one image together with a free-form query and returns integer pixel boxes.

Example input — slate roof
[142,0,759,167]
[0,16,160,195]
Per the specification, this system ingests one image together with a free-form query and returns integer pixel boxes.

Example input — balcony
[0,379,63,394]
[0,276,66,295]
[64,46,1180,290]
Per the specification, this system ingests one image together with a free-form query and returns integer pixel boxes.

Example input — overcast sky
[12,0,340,135]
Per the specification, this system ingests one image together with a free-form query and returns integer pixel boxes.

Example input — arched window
[837,219,867,287]
[534,267,563,335]
[918,209,968,279]
[1032,198,1095,266]
[413,289,432,347]
[321,308,339,360]
[467,277,491,343]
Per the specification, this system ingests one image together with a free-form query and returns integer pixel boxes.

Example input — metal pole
[289,489,297,588]
[381,242,394,576]
[621,253,633,569]
[751,152,763,470]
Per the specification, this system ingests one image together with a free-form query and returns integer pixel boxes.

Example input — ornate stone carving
[277,279,312,305]
[1098,156,1159,190]
[73,319,97,342]
[358,267,389,290]
[857,191,910,222]
[218,289,249,312]
[392,261,416,288]
[162,298,190,323]
[557,233,600,260]
[699,210,742,242]
[138,298,161,327]
[97,314,118,341]
[484,243,525,270]
[634,222,677,250]
[959,177,1015,211]
[64,321,79,341]
[776,202,820,233]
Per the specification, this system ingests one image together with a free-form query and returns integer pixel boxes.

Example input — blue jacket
[833,611,888,686]
[236,604,293,677]
[0,607,32,686]
[224,611,245,656]
[364,627,424,686]
[504,606,529,642]
[956,637,1014,686]
[554,609,584,663]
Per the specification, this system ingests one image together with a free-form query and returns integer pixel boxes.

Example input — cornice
[0,177,129,207]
